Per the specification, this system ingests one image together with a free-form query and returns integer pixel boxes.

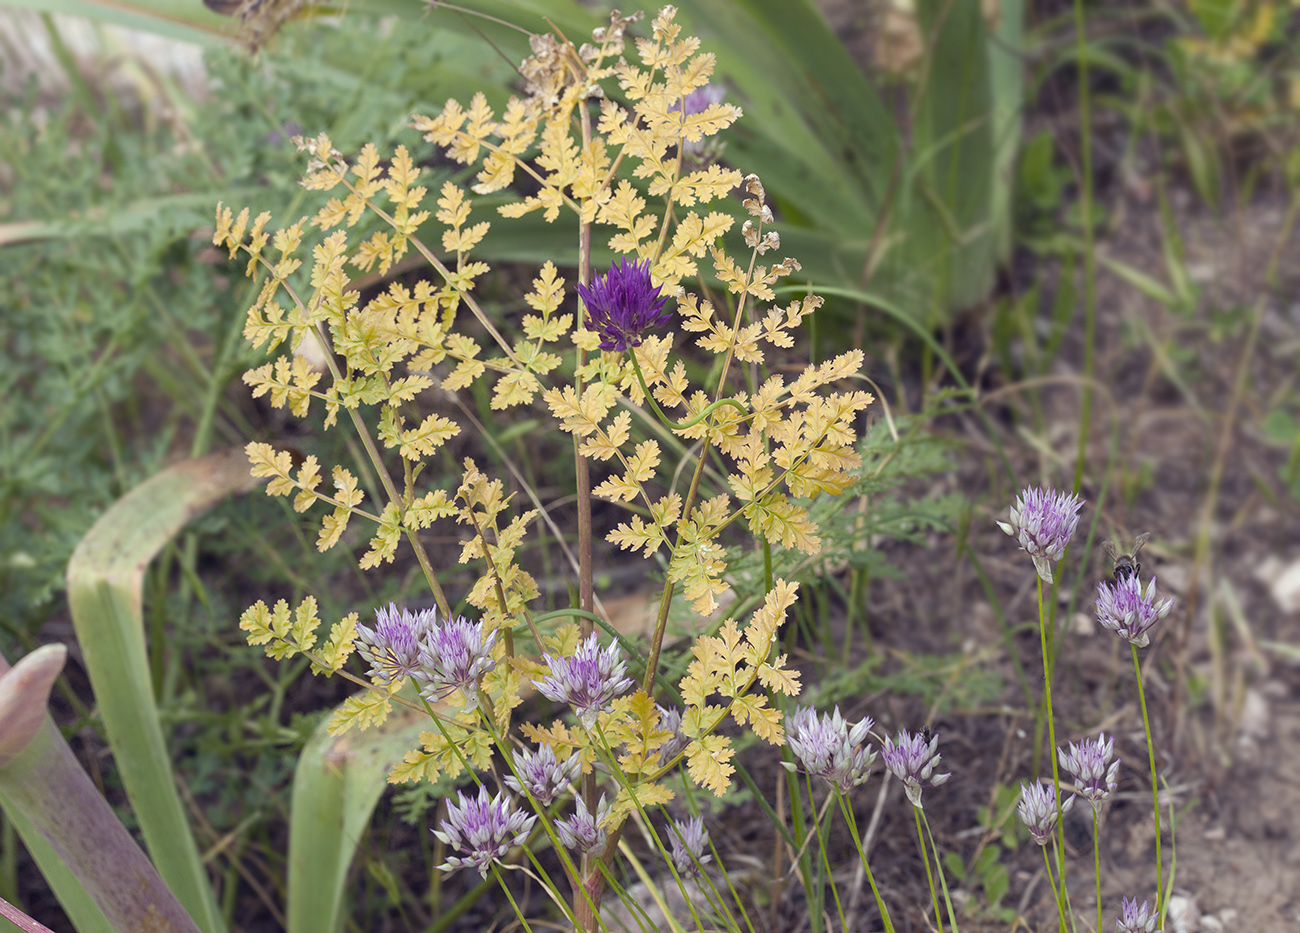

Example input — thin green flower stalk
[999,487,1083,933]
[1133,645,1164,917]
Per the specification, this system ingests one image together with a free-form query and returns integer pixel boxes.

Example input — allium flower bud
[503,743,581,806]
[881,728,952,809]
[998,486,1085,584]
[576,257,671,352]
[534,633,633,729]
[1095,575,1174,648]
[554,795,611,859]
[416,615,498,713]
[656,705,690,766]
[1016,780,1075,846]
[782,705,878,793]
[1058,733,1119,809]
[355,603,437,684]
[434,786,536,877]
[1117,896,1162,933]
[669,815,712,879]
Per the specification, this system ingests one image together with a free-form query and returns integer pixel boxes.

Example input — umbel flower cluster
[221,4,873,901]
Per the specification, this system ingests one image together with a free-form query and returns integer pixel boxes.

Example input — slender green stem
[490,865,534,933]
[837,794,895,933]
[913,806,944,933]
[627,348,748,430]
[1070,0,1096,494]
[1036,577,1068,933]
[1132,644,1163,916]
[1041,843,1066,933]
[921,810,958,933]
[1092,806,1102,933]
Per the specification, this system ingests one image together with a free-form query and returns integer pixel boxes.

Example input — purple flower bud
[1016,780,1075,846]
[1116,896,1162,933]
[672,83,726,117]
[1058,733,1120,809]
[554,795,611,859]
[433,786,536,877]
[355,603,437,684]
[503,743,581,806]
[997,486,1085,584]
[1095,575,1174,648]
[881,728,952,809]
[534,633,633,728]
[656,705,690,766]
[669,815,712,878]
[416,615,498,713]
[576,257,671,352]
[782,705,877,793]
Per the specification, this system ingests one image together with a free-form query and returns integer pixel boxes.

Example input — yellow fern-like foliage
[217,6,871,818]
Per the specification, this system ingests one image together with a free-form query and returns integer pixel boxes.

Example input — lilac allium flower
[503,743,581,806]
[575,257,671,352]
[782,705,878,793]
[416,615,498,713]
[656,705,690,766]
[669,815,712,878]
[434,786,537,877]
[554,795,611,859]
[1058,733,1119,809]
[881,728,952,809]
[672,83,726,116]
[534,633,633,728]
[1016,780,1075,846]
[1117,897,1162,933]
[997,486,1085,584]
[1095,575,1175,648]
[355,602,437,684]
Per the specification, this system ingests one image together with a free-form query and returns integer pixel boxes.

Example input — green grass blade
[65,449,264,933]
[288,695,431,933]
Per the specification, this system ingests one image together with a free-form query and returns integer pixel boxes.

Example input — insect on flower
[1104,532,1151,582]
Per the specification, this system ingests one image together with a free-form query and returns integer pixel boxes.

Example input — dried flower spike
[669,815,712,879]
[355,602,436,684]
[434,786,536,877]
[1095,575,1174,648]
[575,256,671,351]
[503,743,581,806]
[1058,733,1119,809]
[782,705,878,793]
[998,486,1085,584]
[881,727,952,809]
[415,615,498,713]
[1116,896,1162,933]
[534,633,633,728]
[1016,780,1075,846]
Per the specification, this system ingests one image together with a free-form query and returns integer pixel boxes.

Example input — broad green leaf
[66,449,266,933]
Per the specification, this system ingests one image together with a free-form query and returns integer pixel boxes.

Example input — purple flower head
[998,486,1085,584]
[672,83,726,117]
[534,633,633,729]
[416,615,498,713]
[781,705,878,793]
[881,728,952,809]
[1016,780,1075,846]
[1095,575,1174,648]
[669,815,712,879]
[433,786,536,877]
[1117,897,1162,933]
[656,705,690,767]
[503,743,581,807]
[576,257,671,352]
[355,602,437,684]
[554,795,612,859]
[1058,733,1119,809]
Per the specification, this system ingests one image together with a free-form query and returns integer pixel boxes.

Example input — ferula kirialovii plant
[215,5,871,927]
